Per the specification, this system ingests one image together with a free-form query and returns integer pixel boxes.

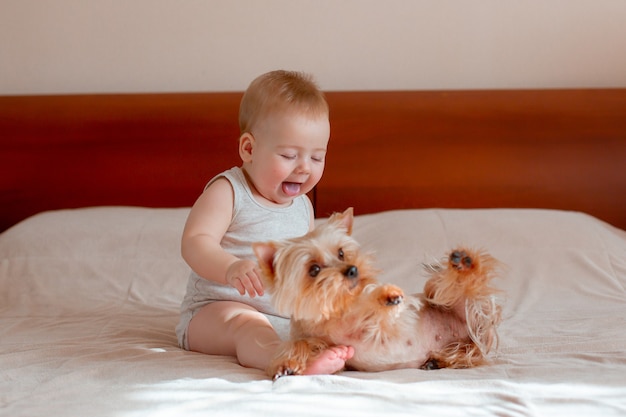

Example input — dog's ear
[252,242,278,282]
[329,207,354,235]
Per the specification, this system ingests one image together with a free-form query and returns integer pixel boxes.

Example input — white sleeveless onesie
[175,167,311,349]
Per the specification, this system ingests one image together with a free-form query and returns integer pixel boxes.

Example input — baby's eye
[281,154,297,160]
[311,156,324,163]
[338,248,344,261]
[309,264,321,277]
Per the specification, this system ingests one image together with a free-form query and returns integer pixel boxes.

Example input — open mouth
[282,182,302,197]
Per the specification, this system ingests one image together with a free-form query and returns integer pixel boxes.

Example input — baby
[175,70,354,375]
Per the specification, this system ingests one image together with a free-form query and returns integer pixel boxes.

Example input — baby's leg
[188,301,353,376]
[188,301,281,370]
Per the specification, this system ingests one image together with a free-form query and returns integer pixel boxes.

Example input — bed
[1,89,625,416]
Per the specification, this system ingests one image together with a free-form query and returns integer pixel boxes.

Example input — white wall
[1,0,625,94]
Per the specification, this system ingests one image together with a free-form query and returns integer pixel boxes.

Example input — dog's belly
[331,303,432,372]
[346,336,429,372]
[419,306,470,349]
[329,299,470,372]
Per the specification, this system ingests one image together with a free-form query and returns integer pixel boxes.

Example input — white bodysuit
[175,167,311,349]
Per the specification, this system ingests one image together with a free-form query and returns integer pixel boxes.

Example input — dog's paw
[450,250,473,271]
[421,358,441,370]
[271,361,304,381]
[272,366,298,381]
[378,284,404,306]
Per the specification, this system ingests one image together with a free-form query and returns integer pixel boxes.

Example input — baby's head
[238,70,331,206]
[239,70,329,135]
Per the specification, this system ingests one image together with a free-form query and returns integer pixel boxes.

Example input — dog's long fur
[253,208,502,379]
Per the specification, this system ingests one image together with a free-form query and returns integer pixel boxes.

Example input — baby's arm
[181,177,264,297]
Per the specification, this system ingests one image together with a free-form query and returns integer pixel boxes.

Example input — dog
[253,208,502,380]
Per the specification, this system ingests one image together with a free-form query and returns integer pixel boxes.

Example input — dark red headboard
[1,89,625,232]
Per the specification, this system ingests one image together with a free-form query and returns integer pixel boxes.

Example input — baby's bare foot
[303,345,354,375]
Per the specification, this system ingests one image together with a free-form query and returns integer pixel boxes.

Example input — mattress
[1,206,625,416]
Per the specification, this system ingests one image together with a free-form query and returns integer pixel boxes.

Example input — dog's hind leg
[423,248,499,311]
[424,341,487,369]
[422,248,502,363]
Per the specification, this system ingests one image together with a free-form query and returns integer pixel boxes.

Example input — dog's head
[253,208,378,322]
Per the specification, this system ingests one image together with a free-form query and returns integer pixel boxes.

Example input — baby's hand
[226,259,264,298]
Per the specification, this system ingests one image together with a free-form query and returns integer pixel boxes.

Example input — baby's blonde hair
[239,70,329,135]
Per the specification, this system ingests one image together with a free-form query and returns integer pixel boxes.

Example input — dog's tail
[466,295,502,357]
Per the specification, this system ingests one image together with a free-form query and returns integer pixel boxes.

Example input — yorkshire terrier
[253,208,502,380]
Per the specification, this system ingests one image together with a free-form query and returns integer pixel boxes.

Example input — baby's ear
[238,132,255,163]
[329,207,354,235]
[252,242,278,282]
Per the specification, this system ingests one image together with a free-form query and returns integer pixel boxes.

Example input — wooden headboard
[1,89,625,232]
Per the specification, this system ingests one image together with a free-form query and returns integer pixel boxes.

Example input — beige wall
[1,0,625,94]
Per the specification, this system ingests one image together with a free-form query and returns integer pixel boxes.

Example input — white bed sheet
[1,206,625,417]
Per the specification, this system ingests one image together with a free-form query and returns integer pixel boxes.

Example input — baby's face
[243,111,330,206]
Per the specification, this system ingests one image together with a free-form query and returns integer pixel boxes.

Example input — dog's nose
[344,265,358,279]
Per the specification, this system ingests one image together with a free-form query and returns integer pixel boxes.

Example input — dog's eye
[338,248,344,261]
[309,264,321,278]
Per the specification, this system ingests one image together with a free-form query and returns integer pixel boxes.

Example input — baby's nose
[296,158,311,174]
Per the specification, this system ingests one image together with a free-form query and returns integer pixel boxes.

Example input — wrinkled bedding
[1,206,625,417]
